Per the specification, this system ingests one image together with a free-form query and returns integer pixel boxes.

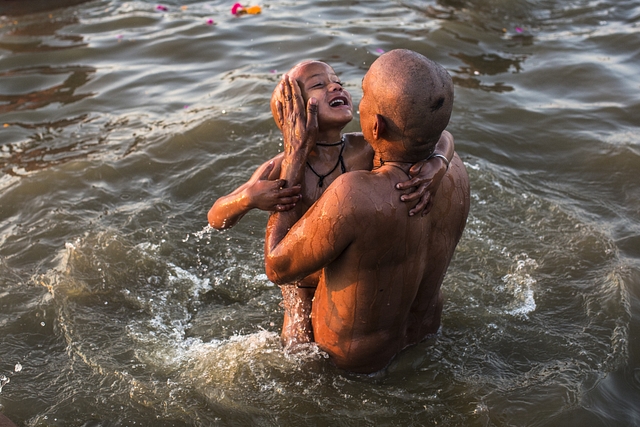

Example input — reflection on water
[0,64,96,175]
[451,75,514,92]
[0,10,96,178]
[0,0,639,426]
[0,13,85,52]
[0,66,95,114]
[0,0,91,16]
[451,50,521,92]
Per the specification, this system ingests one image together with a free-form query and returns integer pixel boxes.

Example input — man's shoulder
[431,154,470,225]
[324,170,389,208]
[313,170,386,231]
[328,169,370,192]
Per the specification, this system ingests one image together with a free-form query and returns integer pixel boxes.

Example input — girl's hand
[397,156,448,216]
[247,161,302,212]
[277,74,318,156]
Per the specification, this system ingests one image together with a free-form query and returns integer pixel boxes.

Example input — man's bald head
[364,49,453,148]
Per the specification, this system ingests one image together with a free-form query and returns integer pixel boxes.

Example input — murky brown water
[1,0,639,426]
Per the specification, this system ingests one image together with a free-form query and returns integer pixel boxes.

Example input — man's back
[309,154,469,373]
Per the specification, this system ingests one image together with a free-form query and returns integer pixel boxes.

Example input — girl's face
[290,61,353,131]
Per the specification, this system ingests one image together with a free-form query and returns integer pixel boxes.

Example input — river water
[0,0,639,426]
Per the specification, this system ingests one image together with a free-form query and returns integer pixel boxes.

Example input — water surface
[1,0,639,426]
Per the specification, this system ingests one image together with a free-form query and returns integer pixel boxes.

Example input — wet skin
[265,50,470,373]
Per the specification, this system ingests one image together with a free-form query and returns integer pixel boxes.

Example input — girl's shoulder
[343,132,366,148]
[342,132,374,171]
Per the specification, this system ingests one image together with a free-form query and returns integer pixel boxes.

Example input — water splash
[0,363,23,395]
[187,224,216,242]
[0,374,9,393]
[502,253,539,319]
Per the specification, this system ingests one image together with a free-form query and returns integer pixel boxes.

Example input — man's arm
[265,174,356,284]
[207,156,302,230]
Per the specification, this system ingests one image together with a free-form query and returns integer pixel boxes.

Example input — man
[264,49,470,373]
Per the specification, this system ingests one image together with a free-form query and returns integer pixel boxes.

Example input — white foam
[166,262,212,298]
[502,255,539,319]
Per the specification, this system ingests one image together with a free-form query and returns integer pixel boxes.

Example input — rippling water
[1,0,639,426]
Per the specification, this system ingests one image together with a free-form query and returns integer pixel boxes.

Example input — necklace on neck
[307,136,346,187]
[316,138,345,147]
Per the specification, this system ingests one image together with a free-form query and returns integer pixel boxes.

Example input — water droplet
[14,363,22,372]
[0,374,9,393]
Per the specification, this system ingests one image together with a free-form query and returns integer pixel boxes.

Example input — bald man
[265,49,470,373]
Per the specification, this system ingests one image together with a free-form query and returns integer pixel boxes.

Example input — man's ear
[372,114,386,140]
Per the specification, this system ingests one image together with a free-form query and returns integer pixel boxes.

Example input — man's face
[290,61,353,130]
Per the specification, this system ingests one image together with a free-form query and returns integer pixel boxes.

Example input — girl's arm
[397,130,455,216]
[208,157,302,229]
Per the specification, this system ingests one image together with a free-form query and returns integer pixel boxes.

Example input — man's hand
[246,161,302,212]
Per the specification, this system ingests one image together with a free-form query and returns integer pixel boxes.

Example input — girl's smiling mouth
[329,96,349,107]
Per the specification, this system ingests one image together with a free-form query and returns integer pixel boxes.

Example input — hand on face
[273,61,353,134]
[277,74,319,156]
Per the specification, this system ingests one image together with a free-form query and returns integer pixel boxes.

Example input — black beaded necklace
[307,136,346,187]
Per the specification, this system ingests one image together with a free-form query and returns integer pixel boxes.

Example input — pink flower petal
[231,3,244,14]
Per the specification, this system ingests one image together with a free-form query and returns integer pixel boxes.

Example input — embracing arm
[433,130,454,166]
[398,130,455,216]
[265,181,355,284]
[207,156,302,230]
